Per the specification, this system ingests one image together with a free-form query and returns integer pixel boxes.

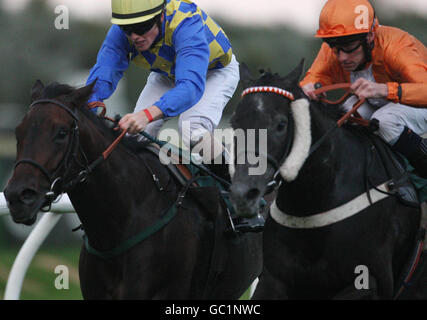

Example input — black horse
[230,61,426,299]
[4,80,262,299]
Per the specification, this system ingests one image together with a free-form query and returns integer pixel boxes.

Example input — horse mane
[235,72,373,139]
[312,100,345,122]
[231,70,290,127]
[311,99,373,137]
[40,82,151,154]
[252,71,354,128]
[257,71,286,86]
[40,82,75,99]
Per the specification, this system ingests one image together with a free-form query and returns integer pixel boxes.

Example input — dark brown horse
[230,61,426,299]
[4,80,262,299]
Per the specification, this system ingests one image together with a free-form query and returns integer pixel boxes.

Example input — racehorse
[229,60,427,299]
[3,80,262,299]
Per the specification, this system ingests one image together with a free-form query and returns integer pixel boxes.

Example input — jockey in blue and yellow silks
[130,2,233,80]
[86,0,264,232]
[87,0,234,119]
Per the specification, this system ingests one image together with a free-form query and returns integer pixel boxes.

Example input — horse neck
[68,114,155,251]
[277,103,369,215]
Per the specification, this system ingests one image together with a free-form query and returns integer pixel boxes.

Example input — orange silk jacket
[300,25,427,107]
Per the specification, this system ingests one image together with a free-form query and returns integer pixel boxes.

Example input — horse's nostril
[19,189,38,205]
[246,188,260,201]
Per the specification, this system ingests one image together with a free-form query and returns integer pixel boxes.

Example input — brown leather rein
[314,83,370,127]
[313,83,369,127]
[307,83,378,157]
[87,101,128,159]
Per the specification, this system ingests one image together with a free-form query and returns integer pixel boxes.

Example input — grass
[0,246,83,300]
[0,245,253,300]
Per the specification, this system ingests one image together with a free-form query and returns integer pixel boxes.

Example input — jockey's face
[333,40,365,72]
[128,23,160,52]
[126,14,164,52]
[331,32,374,72]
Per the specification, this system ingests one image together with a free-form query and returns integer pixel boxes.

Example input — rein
[313,83,369,127]
[240,83,368,191]
[308,83,370,156]
[14,99,127,209]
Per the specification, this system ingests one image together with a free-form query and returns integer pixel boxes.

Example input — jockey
[86,0,264,232]
[301,0,427,178]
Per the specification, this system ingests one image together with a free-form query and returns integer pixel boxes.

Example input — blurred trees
[0,1,425,120]
[0,0,106,108]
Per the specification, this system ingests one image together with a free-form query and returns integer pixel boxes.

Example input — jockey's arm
[86,25,131,104]
[383,39,427,108]
[152,16,210,118]
[300,43,340,100]
[119,16,210,134]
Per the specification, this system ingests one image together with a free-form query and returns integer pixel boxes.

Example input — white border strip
[270,182,391,228]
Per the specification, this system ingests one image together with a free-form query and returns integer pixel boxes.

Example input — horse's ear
[239,63,253,88]
[284,58,305,84]
[31,80,44,102]
[68,81,96,107]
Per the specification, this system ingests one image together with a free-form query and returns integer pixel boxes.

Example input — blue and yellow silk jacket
[87,0,233,117]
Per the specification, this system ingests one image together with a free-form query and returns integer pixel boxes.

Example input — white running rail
[0,193,75,300]
[0,192,258,300]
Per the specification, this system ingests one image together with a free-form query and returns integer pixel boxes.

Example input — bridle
[240,86,296,194]
[239,83,371,195]
[14,99,126,210]
[14,99,82,207]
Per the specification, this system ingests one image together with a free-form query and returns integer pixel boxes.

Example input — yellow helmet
[111,0,165,25]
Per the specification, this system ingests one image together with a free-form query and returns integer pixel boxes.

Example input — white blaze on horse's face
[240,128,268,176]
[229,128,268,177]
[254,96,264,113]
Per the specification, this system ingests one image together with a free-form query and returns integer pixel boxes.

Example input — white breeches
[342,96,427,144]
[134,55,240,148]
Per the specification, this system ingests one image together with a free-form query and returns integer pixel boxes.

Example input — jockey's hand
[119,110,150,134]
[301,83,326,101]
[118,106,163,134]
[351,78,388,100]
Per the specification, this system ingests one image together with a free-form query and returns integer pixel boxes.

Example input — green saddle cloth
[403,157,427,203]
[161,141,268,214]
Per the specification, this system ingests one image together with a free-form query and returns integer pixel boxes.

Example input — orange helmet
[316,0,378,38]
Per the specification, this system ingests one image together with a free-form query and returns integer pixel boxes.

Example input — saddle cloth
[144,142,236,216]
[367,133,426,206]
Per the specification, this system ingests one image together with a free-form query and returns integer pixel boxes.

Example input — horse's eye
[56,128,69,140]
[277,120,287,131]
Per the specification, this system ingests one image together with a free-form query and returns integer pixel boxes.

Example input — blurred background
[0,0,425,299]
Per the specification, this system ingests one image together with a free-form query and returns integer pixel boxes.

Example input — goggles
[120,14,161,36]
[329,40,363,55]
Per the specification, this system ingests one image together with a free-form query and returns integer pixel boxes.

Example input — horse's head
[230,60,309,217]
[3,80,94,225]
